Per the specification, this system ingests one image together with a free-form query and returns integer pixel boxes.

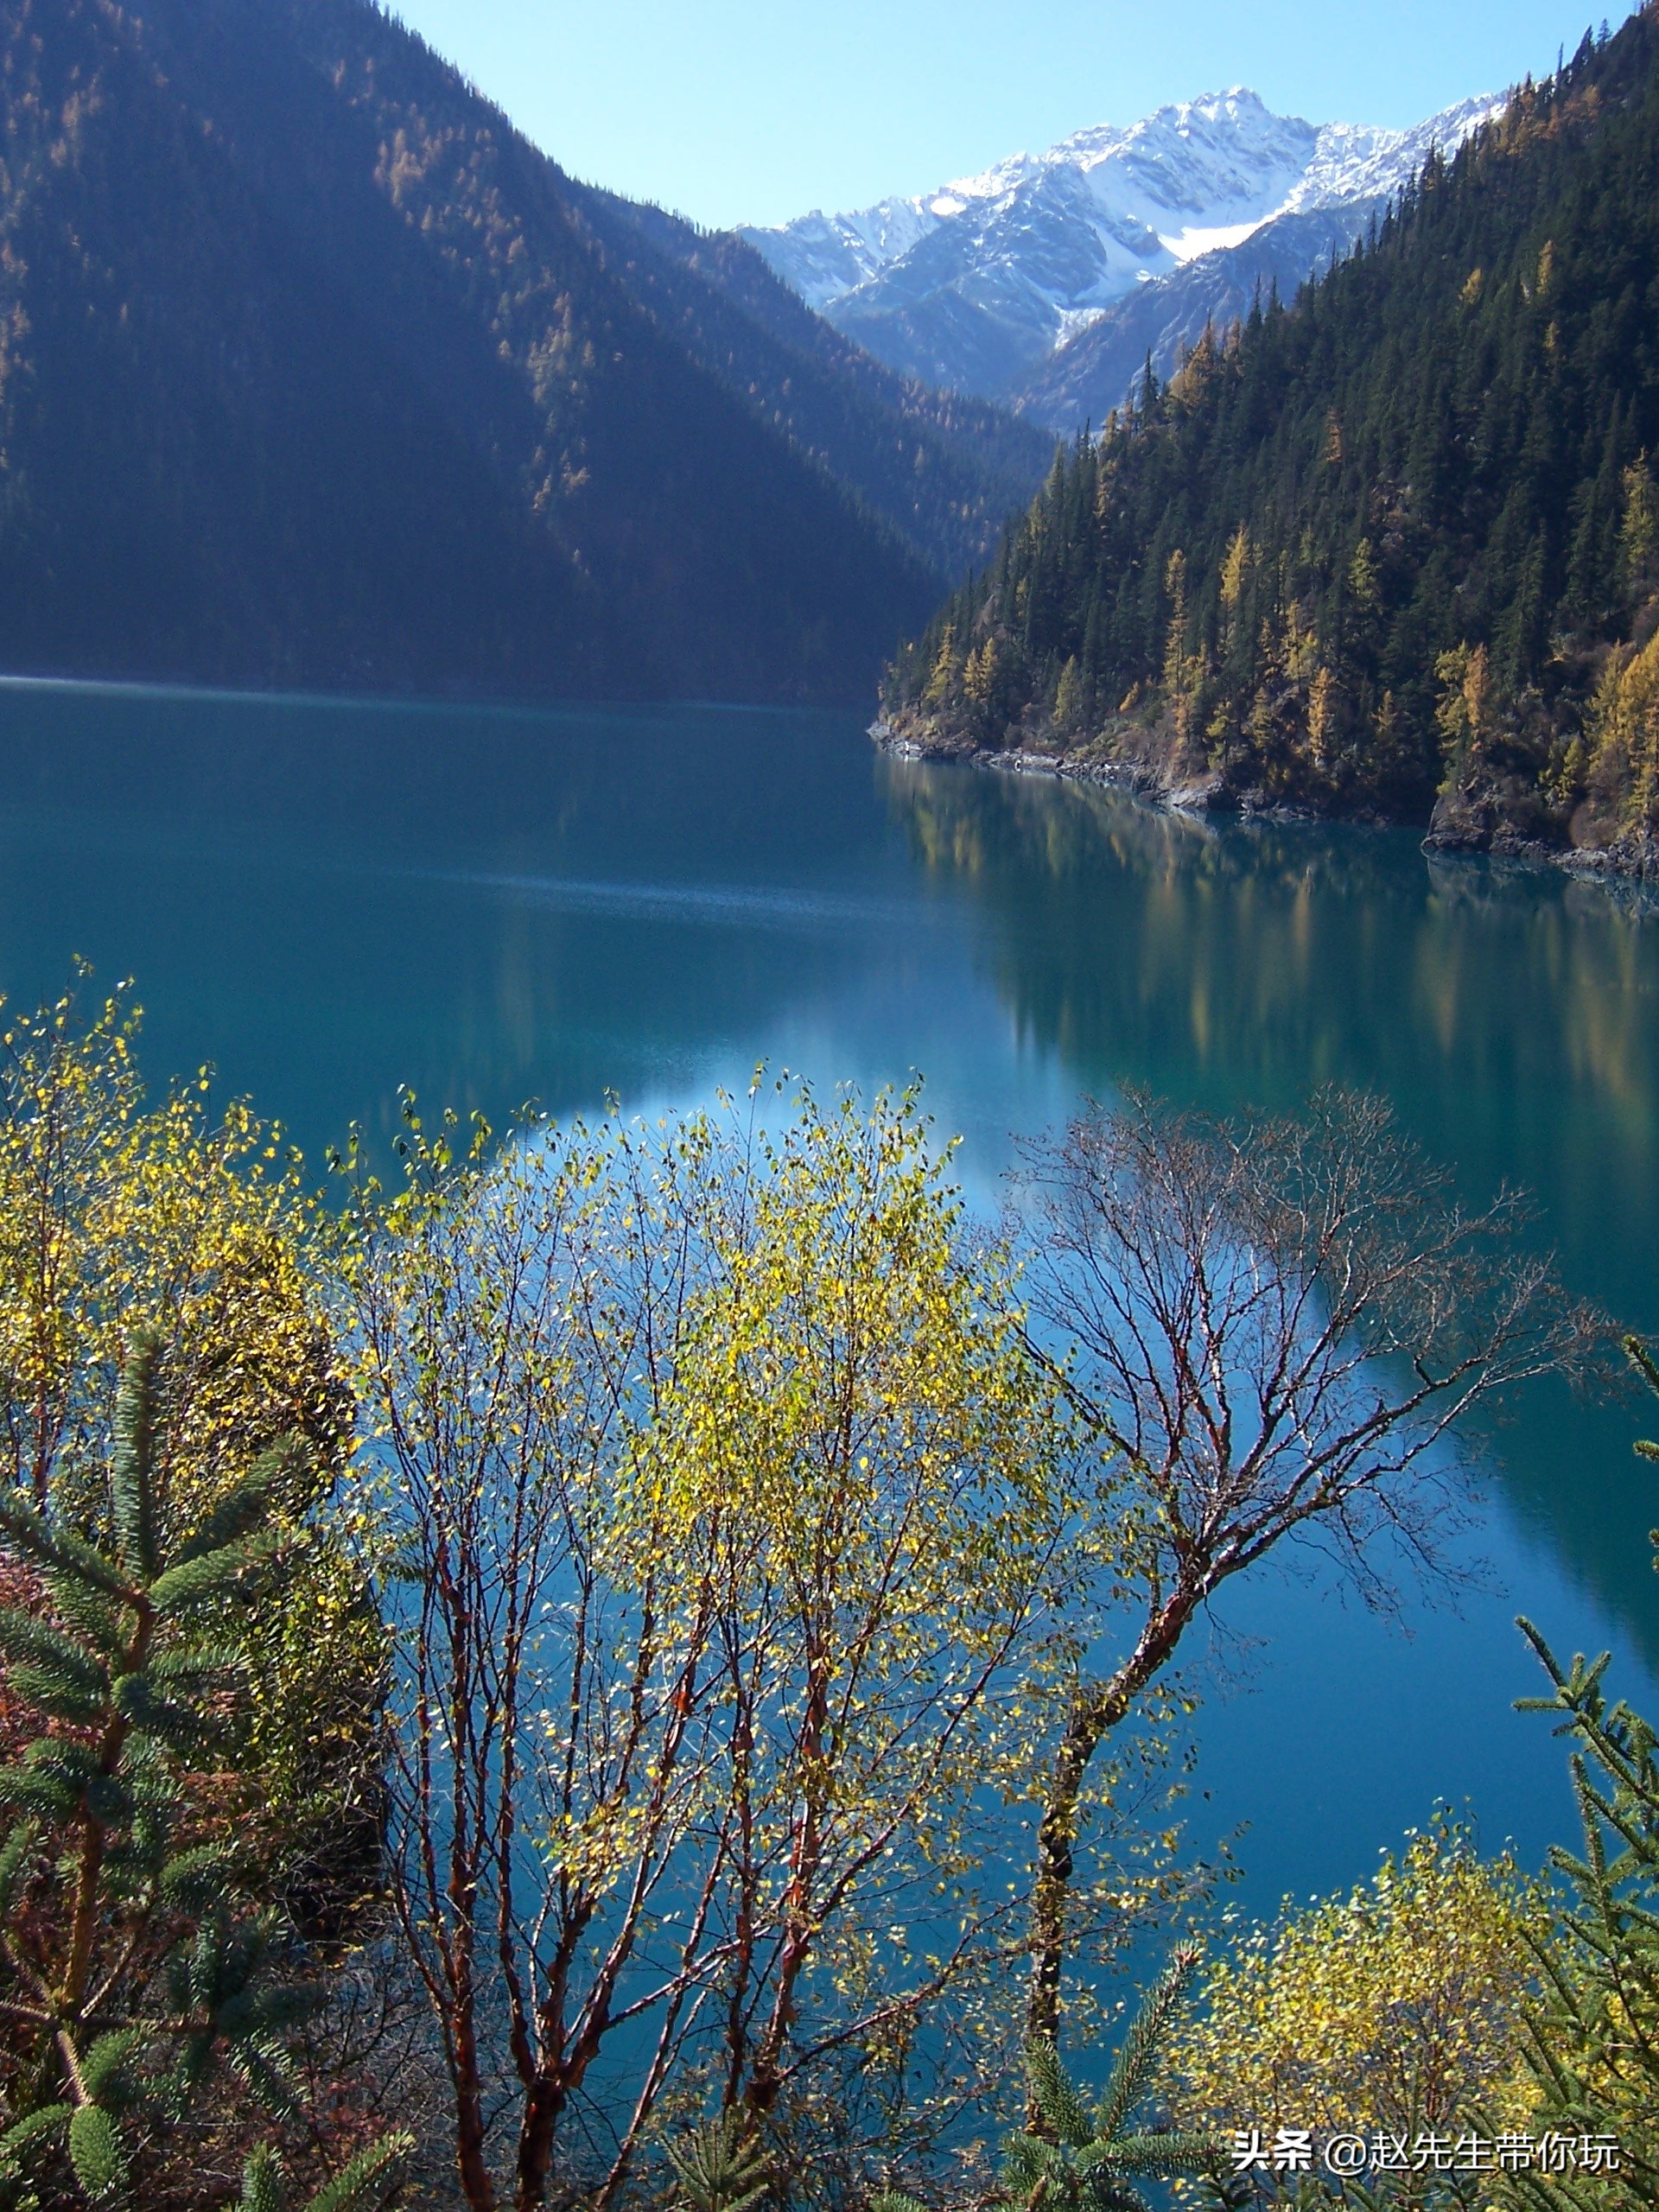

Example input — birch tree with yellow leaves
[1011,1089,1599,2054]
[344,1082,1106,2212]
[1170,1816,1544,2154]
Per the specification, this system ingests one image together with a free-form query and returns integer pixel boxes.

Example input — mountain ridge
[1006,200,1389,431]
[743,88,1504,405]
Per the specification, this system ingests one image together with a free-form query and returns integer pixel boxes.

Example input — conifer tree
[665,2114,771,2212]
[1505,1332,1659,2212]
[0,1332,391,2208]
[1001,1951,1217,2211]
[229,2139,408,2212]
[872,1952,1217,2212]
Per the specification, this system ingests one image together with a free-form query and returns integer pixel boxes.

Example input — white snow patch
[1159,219,1270,261]
[1053,304,1112,345]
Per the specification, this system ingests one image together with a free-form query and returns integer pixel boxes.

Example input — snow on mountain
[1278,94,1509,212]
[1007,203,1390,435]
[747,196,940,315]
[741,87,1506,399]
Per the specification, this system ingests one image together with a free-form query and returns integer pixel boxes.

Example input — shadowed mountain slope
[0,0,1020,702]
[575,192,1053,578]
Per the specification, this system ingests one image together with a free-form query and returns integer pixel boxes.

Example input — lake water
[3,677,1656,1916]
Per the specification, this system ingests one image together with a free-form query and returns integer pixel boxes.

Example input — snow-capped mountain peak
[740,86,1504,397]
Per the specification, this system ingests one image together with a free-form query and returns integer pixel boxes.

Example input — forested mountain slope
[0,0,1006,702]
[883,10,1659,868]
[575,192,1052,578]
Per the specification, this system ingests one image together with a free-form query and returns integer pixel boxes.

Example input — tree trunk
[515,2076,566,2212]
[1026,1587,1200,2069]
[452,1990,496,2212]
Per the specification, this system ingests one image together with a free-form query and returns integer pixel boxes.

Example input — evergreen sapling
[0,1331,403,2209]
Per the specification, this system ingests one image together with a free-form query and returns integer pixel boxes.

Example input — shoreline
[868,720,1659,906]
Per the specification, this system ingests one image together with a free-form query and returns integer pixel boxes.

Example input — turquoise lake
[3,676,1656,1915]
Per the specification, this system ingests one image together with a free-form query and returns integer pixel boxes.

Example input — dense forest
[883,7,1659,866]
[0,0,1044,703]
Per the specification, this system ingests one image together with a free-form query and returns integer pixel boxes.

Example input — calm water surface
[2,677,1656,1914]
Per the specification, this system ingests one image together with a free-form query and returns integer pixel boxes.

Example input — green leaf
[1093,1946,1199,2144]
[0,1611,111,1732]
[67,2104,127,2202]
[80,2030,145,2108]
[168,1440,304,1573]
[148,1636,244,1688]
[0,1491,132,1603]
[0,2104,72,2164]
[0,1489,63,1574]
[0,1758,79,1821]
[147,1546,264,1617]
[42,1570,125,1660]
[0,1610,108,1693]
[243,1433,314,1517]
[159,1844,236,1915]
[0,1820,40,1917]
[1109,2132,1224,2176]
[6,1662,108,1727]
[111,1672,214,1756]
[82,1770,133,1827]
[1026,2036,1094,2148]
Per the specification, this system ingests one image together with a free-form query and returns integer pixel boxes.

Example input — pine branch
[1093,1947,1199,2144]
[665,2113,771,2212]
[111,1328,164,1584]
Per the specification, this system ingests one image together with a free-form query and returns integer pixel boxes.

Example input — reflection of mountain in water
[0,689,895,1160]
[882,754,1659,1663]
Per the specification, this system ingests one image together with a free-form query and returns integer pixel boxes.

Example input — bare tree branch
[1010,1085,1606,2056]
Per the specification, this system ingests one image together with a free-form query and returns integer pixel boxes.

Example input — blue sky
[389,0,1629,230]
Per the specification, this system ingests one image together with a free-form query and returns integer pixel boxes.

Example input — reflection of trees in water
[881,754,1659,1662]
[887,759,1486,1107]
[881,759,1659,1204]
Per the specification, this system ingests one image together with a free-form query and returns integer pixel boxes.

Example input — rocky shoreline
[868,719,1659,896]
[868,720,1236,816]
